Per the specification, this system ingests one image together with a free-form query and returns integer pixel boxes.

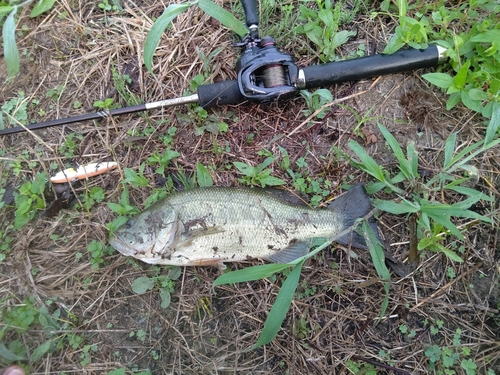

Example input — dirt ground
[0,1,499,374]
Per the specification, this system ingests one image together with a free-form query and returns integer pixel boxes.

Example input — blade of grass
[251,261,304,350]
[143,3,191,73]
[3,7,20,77]
[361,220,390,322]
[197,0,248,37]
[213,263,292,287]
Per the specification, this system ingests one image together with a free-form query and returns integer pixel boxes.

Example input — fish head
[109,202,178,264]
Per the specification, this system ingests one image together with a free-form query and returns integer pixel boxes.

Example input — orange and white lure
[50,162,118,183]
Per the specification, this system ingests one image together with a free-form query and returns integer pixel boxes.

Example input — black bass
[109,185,375,266]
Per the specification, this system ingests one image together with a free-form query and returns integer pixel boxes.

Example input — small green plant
[131,266,182,309]
[87,240,114,270]
[107,187,140,232]
[347,122,497,262]
[46,84,65,101]
[122,165,150,188]
[93,98,118,111]
[233,157,286,187]
[300,89,333,119]
[294,0,359,62]
[13,172,47,229]
[97,0,122,13]
[345,359,378,374]
[0,91,28,129]
[58,133,83,159]
[80,186,106,211]
[0,296,83,368]
[146,148,180,176]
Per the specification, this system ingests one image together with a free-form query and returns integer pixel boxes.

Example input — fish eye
[125,218,136,228]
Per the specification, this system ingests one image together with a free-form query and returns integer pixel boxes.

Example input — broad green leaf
[437,245,464,263]
[197,0,247,37]
[445,185,494,202]
[0,5,14,18]
[361,220,390,321]
[260,175,286,187]
[159,288,171,308]
[424,211,463,239]
[131,276,156,294]
[30,0,56,17]
[348,140,386,182]
[213,263,291,287]
[3,6,19,77]
[454,60,471,89]
[143,3,191,73]
[196,162,213,187]
[0,342,27,361]
[30,340,53,362]
[252,261,304,349]
[396,0,407,17]
[484,102,500,145]
[460,90,483,113]
[422,73,454,89]
[233,161,254,175]
[470,30,500,43]
[372,199,420,214]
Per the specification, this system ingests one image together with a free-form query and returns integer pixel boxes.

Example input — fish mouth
[109,234,163,264]
[109,234,137,257]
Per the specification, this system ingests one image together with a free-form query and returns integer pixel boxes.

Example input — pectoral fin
[180,226,225,247]
[263,239,311,263]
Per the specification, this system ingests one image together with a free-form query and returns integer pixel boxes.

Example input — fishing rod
[0,0,446,137]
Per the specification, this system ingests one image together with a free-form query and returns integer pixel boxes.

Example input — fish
[108,184,376,266]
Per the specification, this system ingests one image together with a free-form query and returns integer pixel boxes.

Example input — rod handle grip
[302,45,441,89]
[197,80,244,108]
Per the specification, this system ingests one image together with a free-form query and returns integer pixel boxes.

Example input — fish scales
[109,185,374,266]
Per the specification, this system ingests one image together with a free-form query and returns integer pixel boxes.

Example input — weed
[300,88,333,119]
[122,165,150,188]
[87,240,114,270]
[112,67,142,107]
[345,359,378,374]
[294,0,360,62]
[0,296,83,368]
[0,91,28,129]
[80,186,106,211]
[131,266,182,309]
[93,98,118,111]
[97,0,122,13]
[146,148,180,176]
[196,162,214,187]
[346,122,496,262]
[59,133,83,159]
[107,187,140,232]
[46,84,65,101]
[233,157,286,187]
[13,172,47,229]
[373,0,500,118]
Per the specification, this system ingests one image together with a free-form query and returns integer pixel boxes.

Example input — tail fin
[328,184,379,248]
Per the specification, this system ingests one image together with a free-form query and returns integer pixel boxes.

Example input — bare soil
[1,1,499,374]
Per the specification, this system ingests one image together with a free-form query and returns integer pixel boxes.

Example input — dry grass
[0,1,499,374]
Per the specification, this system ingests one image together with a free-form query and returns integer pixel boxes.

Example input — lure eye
[125,218,136,228]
